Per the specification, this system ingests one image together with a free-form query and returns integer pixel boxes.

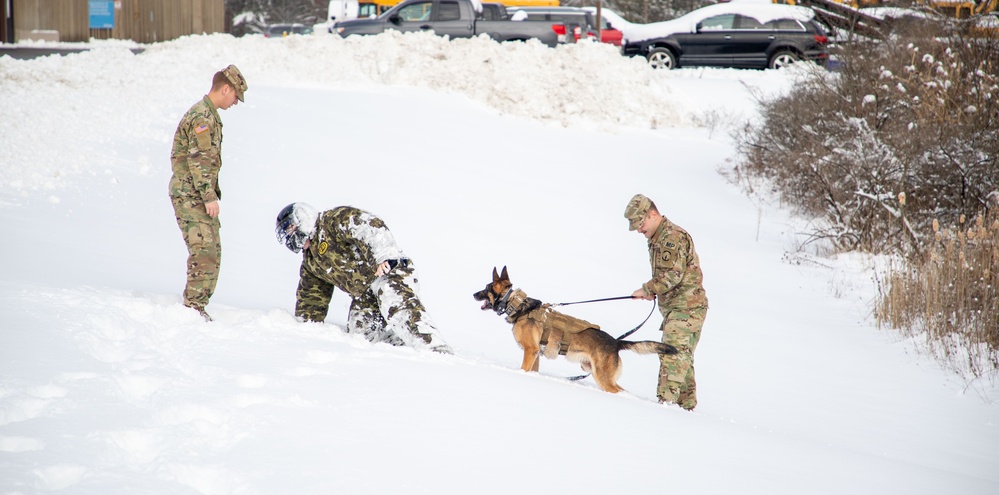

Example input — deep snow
[1,31,997,494]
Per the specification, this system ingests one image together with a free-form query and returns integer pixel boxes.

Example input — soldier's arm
[184,117,220,205]
[348,213,405,264]
[295,263,335,323]
[345,213,405,284]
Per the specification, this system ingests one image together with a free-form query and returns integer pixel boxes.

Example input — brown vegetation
[734,24,998,381]
[877,209,999,380]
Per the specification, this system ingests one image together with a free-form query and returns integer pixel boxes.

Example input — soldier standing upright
[169,65,247,321]
[275,202,453,354]
[624,194,708,410]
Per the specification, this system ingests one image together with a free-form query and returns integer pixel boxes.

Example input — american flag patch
[195,124,209,134]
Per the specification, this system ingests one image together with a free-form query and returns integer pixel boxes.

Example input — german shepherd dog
[473,266,677,393]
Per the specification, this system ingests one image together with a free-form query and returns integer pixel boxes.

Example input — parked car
[581,7,625,46]
[264,23,314,37]
[621,3,829,70]
[334,0,566,47]
[507,6,622,45]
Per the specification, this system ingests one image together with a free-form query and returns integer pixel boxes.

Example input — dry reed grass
[877,206,999,381]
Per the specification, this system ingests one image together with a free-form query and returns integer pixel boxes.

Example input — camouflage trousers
[172,199,221,311]
[346,263,449,351]
[658,307,706,410]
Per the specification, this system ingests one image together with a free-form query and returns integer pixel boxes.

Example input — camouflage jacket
[169,96,223,217]
[643,217,709,312]
[297,207,405,311]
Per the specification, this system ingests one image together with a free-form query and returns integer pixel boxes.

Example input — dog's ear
[500,266,509,281]
[492,267,500,283]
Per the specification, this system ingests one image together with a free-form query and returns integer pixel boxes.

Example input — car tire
[768,50,800,70]
[647,48,677,70]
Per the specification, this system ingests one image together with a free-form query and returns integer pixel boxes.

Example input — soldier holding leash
[625,194,708,411]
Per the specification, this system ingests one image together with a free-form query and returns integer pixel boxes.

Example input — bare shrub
[734,30,999,254]
[734,25,999,385]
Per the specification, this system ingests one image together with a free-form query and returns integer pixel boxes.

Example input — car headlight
[336,27,346,34]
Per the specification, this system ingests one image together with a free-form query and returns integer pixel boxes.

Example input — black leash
[551,295,635,307]
[552,294,657,339]
[566,298,658,381]
[614,298,657,341]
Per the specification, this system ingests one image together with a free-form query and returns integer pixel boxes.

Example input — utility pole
[595,0,602,42]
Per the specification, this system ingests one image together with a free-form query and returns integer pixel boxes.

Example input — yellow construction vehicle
[772,0,996,39]
[926,0,997,19]
[783,0,996,16]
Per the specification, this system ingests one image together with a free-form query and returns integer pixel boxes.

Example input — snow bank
[0,31,691,198]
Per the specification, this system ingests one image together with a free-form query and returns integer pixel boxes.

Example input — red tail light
[552,24,566,35]
[573,25,582,41]
[815,34,828,44]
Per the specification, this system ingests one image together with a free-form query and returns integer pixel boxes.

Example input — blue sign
[89,0,115,29]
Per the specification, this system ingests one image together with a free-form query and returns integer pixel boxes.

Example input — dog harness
[497,289,600,356]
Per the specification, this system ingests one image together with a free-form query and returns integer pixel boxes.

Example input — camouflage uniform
[169,95,224,313]
[627,195,708,410]
[295,207,450,352]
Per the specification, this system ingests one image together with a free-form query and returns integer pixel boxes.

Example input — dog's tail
[619,340,678,355]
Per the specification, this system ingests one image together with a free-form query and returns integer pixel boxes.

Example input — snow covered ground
[1,31,997,494]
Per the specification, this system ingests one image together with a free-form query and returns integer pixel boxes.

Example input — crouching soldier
[275,202,452,354]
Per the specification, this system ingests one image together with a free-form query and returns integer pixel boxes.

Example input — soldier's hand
[205,201,220,218]
[632,288,655,301]
[375,261,391,277]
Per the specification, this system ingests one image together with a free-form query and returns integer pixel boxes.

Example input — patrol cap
[624,194,653,231]
[222,64,248,102]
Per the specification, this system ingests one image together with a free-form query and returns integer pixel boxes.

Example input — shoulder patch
[318,241,328,255]
[195,124,209,134]
[664,241,677,249]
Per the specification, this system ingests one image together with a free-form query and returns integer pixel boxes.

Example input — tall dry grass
[877,206,999,382]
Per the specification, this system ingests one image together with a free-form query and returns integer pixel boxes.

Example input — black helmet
[275,202,318,253]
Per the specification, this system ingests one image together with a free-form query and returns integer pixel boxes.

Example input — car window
[734,15,764,30]
[438,1,461,21]
[398,1,432,21]
[698,14,736,31]
[478,5,504,20]
[763,18,805,31]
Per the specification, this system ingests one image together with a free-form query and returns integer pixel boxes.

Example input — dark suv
[622,3,829,70]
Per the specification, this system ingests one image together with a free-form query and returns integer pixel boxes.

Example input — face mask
[276,222,309,253]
